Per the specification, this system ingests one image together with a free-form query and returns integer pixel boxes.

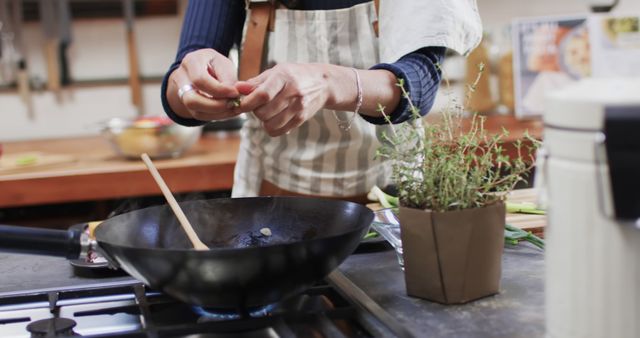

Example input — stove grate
[0,278,406,338]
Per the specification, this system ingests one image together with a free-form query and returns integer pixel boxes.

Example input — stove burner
[194,303,278,322]
[26,317,77,337]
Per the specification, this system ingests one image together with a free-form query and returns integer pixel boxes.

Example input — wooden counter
[0,133,240,208]
[505,188,546,236]
[0,115,542,209]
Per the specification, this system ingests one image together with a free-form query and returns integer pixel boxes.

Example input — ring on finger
[178,84,195,99]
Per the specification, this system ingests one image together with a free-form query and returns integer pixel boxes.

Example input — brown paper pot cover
[399,202,505,304]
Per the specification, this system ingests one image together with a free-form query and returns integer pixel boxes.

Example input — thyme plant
[376,64,540,212]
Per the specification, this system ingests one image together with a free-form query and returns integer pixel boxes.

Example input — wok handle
[0,224,83,259]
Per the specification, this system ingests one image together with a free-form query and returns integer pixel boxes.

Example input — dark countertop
[0,253,135,295]
[0,244,544,337]
[340,244,545,338]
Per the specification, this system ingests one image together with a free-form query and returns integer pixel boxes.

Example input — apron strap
[238,1,273,80]
[238,0,380,81]
[372,0,380,37]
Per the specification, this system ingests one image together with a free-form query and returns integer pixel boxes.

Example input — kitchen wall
[479,0,640,30]
[0,15,182,142]
[430,0,640,114]
[1,0,639,142]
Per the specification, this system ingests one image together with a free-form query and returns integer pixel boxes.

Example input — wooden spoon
[140,153,209,250]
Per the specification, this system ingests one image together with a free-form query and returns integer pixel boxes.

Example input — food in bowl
[102,116,202,159]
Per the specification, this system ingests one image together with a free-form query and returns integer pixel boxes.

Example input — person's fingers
[243,69,270,84]
[190,108,241,122]
[181,90,238,115]
[181,51,238,99]
[170,66,192,91]
[236,70,271,93]
[240,76,286,113]
[172,67,231,113]
[172,68,239,120]
[254,93,292,121]
[263,102,306,137]
[235,81,256,96]
[267,114,305,137]
[208,55,237,87]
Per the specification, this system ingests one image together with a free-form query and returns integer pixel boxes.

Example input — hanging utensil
[0,26,3,65]
[0,0,32,118]
[0,0,16,85]
[123,0,144,115]
[9,0,21,51]
[16,59,32,118]
[57,0,72,86]
[0,2,6,62]
[38,0,61,93]
[12,0,33,119]
[0,33,16,85]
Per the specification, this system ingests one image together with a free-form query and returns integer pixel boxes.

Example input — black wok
[0,197,373,310]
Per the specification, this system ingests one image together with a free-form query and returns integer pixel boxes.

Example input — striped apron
[232,2,392,198]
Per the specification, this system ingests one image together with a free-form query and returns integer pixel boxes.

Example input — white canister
[544,78,640,338]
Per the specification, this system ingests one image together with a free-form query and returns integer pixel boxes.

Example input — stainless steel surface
[0,264,390,337]
[328,270,414,338]
[338,245,545,338]
[78,232,90,261]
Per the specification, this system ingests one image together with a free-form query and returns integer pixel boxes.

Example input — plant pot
[399,202,505,304]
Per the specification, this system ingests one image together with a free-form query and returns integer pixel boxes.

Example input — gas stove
[0,271,409,338]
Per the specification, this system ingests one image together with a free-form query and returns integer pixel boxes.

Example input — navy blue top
[161,0,445,126]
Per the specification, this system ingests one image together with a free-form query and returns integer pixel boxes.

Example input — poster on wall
[512,15,590,118]
[589,14,640,77]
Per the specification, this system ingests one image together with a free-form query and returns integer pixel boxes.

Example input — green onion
[368,185,399,208]
[364,230,379,239]
[506,202,546,215]
[15,154,38,166]
[504,224,544,250]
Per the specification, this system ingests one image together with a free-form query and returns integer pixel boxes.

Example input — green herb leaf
[376,69,540,212]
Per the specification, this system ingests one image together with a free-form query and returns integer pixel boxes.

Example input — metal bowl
[102,117,202,159]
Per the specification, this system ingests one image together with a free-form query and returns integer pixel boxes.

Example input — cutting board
[0,152,77,174]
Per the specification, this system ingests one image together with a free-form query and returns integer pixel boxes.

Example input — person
[161,0,482,202]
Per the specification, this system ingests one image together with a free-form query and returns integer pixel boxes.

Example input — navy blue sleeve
[161,0,246,126]
[162,1,444,127]
[363,47,445,125]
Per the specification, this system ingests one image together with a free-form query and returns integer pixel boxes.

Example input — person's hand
[168,48,241,121]
[236,63,331,137]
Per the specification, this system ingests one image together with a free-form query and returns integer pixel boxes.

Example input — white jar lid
[545,78,640,131]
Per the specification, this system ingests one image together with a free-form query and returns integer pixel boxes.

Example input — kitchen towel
[378,0,483,62]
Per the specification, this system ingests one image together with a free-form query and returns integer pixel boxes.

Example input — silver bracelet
[333,68,362,131]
